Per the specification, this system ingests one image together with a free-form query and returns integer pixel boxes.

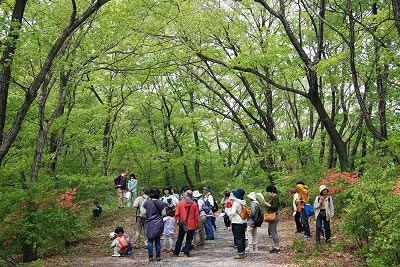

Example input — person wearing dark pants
[314,185,334,243]
[226,188,247,259]
[290,188,304,233]
[202,185,215,240]
[296,181,311,238]
[171,190,199,257]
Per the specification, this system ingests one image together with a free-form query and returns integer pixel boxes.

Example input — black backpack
[212,199,219,212]
[253,203,264,227]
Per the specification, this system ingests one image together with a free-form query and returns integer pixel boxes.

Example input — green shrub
[340,165,400,266]
[0,175,89,263]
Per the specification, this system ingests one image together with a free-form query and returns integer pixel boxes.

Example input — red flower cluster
[319,170,360,194]
[57,188,80,212]
[393,178,400,195]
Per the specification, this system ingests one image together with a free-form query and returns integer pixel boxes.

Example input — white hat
[109,232,116,240]
[247,192,257,201]
[193,190,202,198]
[319,185,329,193]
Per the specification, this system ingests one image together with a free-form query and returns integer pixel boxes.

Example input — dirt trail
[42,208,299,267]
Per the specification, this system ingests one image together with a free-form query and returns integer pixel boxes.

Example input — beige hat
[247,192,257,201]
[193,190,202,198]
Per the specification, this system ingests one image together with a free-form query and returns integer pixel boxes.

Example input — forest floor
[39,207,364,267]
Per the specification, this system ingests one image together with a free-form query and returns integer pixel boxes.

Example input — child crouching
[109,227,133,256]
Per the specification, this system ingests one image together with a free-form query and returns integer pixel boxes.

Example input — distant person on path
[202,185,215,240]
[162,208,175,254]
[143,188,164,262]
[127,173,138,207]
[132,188,149,249]
[264,185,281,253]
[314,185,334,243]
[92,200,102,218]
[114,170,128,209]
[171,190,199,257]
[193,190,207,246]
[245,192,261,252]
[290,188,304,233]
[296,181,311,238]
[226,188,247,259]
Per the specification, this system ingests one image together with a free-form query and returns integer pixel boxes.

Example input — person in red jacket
[170,190,199,257]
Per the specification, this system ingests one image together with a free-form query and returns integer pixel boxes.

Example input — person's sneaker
[196,242,205,246]
[269,248,281,254]
[205,237,214,240]
[112,253,121,257]
[149,258,153,262]
[156,258,161,261]
[170,253,179,257]
[234,254,246,259]
[184,254,191,257]
[301,234,311,238]
[245,246,253,252]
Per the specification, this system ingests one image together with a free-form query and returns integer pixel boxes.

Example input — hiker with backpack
[202,185,215,240]
[314,185,334,243]
[114,170,128,209]
[226,188,248,259]
[245,192,263,252]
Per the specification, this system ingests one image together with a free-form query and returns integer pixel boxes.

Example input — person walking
[263,185,281,253]
[143,188,164,262]
[314,185,334,243]
[226,188,247,259]
[296,181,311,238]
[132,188,149,249]
[171,190,199,257]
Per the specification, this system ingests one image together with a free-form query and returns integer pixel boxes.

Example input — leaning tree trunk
[0,0,27,145]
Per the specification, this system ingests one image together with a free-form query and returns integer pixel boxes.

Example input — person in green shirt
[263,184,281,253]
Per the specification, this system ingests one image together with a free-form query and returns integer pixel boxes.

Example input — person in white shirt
[290,188,304,233]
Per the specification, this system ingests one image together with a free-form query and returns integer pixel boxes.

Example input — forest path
[42,207,300,267]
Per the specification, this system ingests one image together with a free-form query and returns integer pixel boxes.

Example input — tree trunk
[0,0,27,145]
[392,0,400,37]
[307,70,349,171]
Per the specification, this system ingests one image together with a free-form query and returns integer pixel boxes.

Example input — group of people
[290,181,335,243]
[105,170,335,261]
[113,170,138,209]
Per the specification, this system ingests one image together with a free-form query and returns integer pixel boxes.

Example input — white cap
[193,190,202,198]
[319,185,329,193]
[109,232,116,239]
[247,192,257,201]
